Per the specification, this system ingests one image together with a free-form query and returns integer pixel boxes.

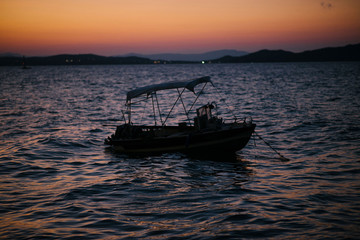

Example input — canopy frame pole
[154,92,163,126]
[121,110,127,124]
[127,100,132,124]
[177,88,191,125]
[162,87,186,127]
[139,97,148,123]
[187,82,208,116]
[151,94,157,126]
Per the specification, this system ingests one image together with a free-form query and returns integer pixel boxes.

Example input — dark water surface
[1,63,359,239]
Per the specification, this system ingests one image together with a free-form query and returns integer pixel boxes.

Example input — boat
[21,56,31,69]
[105,76,256,154]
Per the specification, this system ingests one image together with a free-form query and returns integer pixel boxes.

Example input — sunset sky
[1,0,360,56]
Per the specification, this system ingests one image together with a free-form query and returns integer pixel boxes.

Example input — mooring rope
[213,85,238,121]
[254,131,290,161]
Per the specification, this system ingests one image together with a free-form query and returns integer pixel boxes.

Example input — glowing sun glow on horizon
[0,0,359,56]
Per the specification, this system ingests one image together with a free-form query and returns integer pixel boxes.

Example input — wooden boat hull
[108,124,256,154]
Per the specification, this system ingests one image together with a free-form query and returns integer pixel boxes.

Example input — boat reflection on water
[105,76,256,155]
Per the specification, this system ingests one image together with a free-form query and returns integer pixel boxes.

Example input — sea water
[0,62,359,239]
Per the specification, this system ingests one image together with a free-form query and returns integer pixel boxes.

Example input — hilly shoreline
[211,43,360,63]
[0,43,359,66]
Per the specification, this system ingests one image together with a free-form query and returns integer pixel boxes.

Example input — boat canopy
[126,76,212,102]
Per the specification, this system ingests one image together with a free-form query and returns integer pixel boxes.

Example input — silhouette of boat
[22,56,31,69]
[105,76,255,154]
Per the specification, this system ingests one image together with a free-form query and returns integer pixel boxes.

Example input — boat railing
[222,116,253,125]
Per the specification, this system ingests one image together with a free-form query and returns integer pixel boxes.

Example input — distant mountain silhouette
[120,49,248,61]
[1,43,359,66]
[211,43,360,63]
[0,54,155,66]
[0,52,23,58]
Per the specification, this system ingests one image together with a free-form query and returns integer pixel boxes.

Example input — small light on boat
[201,61,205,64]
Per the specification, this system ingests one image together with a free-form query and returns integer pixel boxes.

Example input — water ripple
[0,63,360,239]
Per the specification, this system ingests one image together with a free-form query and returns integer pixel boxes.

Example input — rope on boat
[213,85,238,121]
[254,131,290,161]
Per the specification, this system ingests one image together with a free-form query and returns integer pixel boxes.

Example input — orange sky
[1,0,360,56]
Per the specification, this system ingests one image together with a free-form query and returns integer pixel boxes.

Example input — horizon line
[1,42,359,58]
